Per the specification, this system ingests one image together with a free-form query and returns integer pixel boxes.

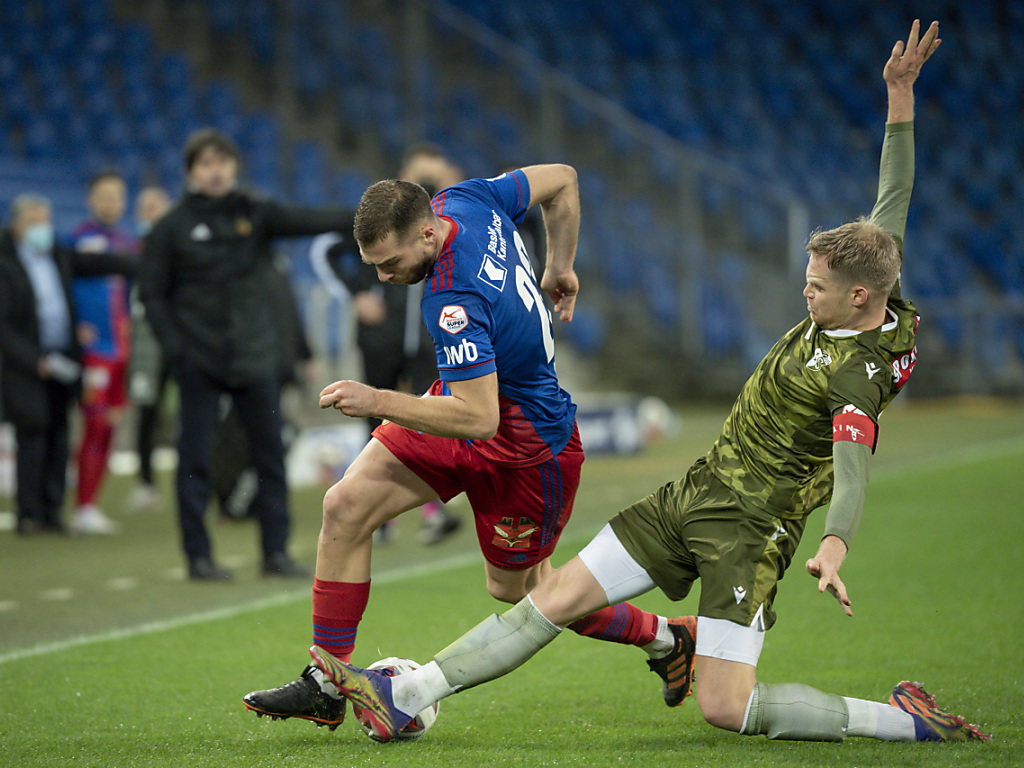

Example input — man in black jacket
[140,129,351,581]
[0,194,135,535]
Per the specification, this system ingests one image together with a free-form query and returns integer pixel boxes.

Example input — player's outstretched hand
[540,269,579,322]
[884,19,941,89]
[319,379,379,418]
[806,536,853,617]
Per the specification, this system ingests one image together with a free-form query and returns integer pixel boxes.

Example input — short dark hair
[806,217,901,295]
[89,169,124,191]
[183,128,240,170]
[353,179,433,247]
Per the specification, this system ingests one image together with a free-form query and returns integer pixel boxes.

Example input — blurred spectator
[0,195,134,536]
[69,171,136,535]
[127,186,173,512]
[309,144,463,545]
[139,129,352,581]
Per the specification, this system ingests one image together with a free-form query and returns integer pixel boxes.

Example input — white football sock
[642,616,673,658]
[391,661,456,718]
[843,697,916,741]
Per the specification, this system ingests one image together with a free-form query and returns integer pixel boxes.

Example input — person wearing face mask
[139,129,353,581]
[68,170,138,535]
[126,186,172,513]
[0,194,135,535]
[308,144,462,546]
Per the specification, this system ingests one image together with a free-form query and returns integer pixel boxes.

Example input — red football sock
[568,602,658,647]
[312,578,371,662]
[76,413,113,506]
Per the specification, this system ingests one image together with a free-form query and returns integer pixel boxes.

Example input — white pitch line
[0,600,19,612]
[0,551,481,665]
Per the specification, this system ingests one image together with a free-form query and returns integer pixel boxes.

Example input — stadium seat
[336,168,372,208]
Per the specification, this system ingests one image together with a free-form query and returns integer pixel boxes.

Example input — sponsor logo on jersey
[891,345,918,390]
[477,255,507,292]
[865,362,881,380]
[832,404,878,451]
[492,517,538,549]
[190,223,212,241]
[805,347,833,370]
[438,304,469,334]
[733,586,747,604]
[443,338,479,366]
[486,210,508,261]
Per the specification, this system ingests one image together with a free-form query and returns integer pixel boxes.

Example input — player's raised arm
[520,164,580,322]
[869,20,940,265]
[883,19,940,124]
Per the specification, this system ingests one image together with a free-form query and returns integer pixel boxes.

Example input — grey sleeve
[868,121,915,256]
[822,440,872,549]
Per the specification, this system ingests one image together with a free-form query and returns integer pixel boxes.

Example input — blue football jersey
[422,169,577,464]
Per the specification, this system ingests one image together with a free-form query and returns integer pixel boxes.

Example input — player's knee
[321,480,373,538]
[697,687,745,732]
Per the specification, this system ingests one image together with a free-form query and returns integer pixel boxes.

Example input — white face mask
[23,222,54,253]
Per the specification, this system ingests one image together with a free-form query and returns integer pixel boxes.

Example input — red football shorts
[373,419,584,571]
[80,353,127,413]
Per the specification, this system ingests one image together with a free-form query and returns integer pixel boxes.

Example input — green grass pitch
[1,401,1022,766]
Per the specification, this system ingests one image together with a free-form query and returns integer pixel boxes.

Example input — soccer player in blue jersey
[69,170,138,536]
[244,165,695,730]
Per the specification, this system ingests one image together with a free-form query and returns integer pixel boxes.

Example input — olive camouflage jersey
[705,122,919,521]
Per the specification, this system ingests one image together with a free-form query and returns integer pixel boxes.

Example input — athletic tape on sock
[434,596,561,691]
[742,682,849,741]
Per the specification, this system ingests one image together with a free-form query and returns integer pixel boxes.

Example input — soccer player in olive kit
[308,20,990,744]
[244,165,694,728]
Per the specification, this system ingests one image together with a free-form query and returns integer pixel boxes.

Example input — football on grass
[359,657,439,741]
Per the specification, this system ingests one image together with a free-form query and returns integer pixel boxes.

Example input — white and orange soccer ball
[358,657,439,741]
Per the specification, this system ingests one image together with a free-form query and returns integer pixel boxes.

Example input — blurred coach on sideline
[140,129,353,581]
[0,194,135,535]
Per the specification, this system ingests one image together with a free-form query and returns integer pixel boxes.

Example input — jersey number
[513,231,555,362]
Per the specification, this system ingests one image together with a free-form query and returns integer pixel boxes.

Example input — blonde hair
[805,217,901,294]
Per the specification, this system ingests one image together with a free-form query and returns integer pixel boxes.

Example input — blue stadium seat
[700,277,746,357]
[561,304,605,356]
[23,119,59,161]
[335,168,372,208]
[159,53,192,94]
[644,258,681,329]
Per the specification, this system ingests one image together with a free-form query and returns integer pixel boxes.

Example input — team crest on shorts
[439,305,469,334]
[492,517,538,549]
